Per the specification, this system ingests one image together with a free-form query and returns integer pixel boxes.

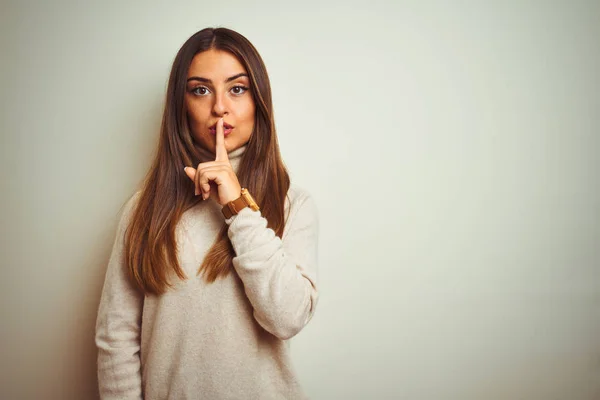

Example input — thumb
[183,166,196,181]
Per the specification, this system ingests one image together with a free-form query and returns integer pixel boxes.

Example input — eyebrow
[186,73,248,84]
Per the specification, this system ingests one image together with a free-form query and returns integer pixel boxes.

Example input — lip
[209,121,234,130]
[209,121,234,136]
[209,127,233,136]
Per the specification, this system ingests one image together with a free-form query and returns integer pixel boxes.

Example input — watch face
[241,189,259,210]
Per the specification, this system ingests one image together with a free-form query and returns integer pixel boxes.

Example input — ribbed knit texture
[95,145,319,399]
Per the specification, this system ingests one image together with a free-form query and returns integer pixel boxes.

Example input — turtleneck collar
[195,143,248,174]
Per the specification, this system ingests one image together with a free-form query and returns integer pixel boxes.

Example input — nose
[212,91,229,116]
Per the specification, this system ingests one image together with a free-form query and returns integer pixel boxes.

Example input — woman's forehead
[187,49,247,79]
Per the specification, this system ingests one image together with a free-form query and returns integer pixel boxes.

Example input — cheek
[185,101,208,126]
[242,102,256,124]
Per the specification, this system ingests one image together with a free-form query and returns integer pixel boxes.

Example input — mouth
[209,121,234,136]
[209,121,233,129]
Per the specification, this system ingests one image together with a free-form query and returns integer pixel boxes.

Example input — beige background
[1,1,599,399]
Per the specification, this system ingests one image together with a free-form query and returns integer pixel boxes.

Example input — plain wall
[1,1,599,399]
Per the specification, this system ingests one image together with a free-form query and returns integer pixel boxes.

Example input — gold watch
[222,188,260,219]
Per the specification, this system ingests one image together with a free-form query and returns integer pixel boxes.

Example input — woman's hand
[184,118,242,206]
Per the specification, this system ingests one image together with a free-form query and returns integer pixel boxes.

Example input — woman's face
[185,49,255,154]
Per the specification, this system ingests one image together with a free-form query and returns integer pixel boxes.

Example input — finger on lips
[184,116,230,200]
[215,117,228,162]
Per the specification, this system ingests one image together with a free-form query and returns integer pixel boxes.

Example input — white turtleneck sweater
[95,144,319,400]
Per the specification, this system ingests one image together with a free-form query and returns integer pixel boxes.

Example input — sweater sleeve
[95,193,144,400]
[225,191,319,340]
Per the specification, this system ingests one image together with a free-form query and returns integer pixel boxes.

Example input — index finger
[215,117,228,162]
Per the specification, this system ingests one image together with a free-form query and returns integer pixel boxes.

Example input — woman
[95,27,319,400]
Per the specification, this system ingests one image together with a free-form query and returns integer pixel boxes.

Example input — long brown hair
[123,27,290,295]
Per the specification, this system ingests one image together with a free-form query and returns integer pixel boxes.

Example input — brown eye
[230,85,249,95]
[191,86,210,96]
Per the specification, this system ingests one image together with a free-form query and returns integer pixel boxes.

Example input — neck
[195,143,247,174]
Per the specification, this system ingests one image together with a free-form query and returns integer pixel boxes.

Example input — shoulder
[284,183,319,227]
[285,183,318,213]
[286,183,313,206]
[115,189,143,229]
[122,190,142,216]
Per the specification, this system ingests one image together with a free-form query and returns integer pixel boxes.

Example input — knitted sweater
[95,144,319,399]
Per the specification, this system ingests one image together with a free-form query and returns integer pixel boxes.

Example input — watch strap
[222,196,248,219]
[221,188,259,219]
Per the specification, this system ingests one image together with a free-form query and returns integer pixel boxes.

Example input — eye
[191,86,211,96]
[230,85,249,96]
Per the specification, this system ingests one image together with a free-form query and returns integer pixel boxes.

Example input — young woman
[95,27,319,399]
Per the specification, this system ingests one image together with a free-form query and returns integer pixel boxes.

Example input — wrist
[222,188,260,219]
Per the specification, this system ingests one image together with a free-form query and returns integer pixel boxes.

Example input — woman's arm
[95,193,144,400]
[225,189,319,340]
